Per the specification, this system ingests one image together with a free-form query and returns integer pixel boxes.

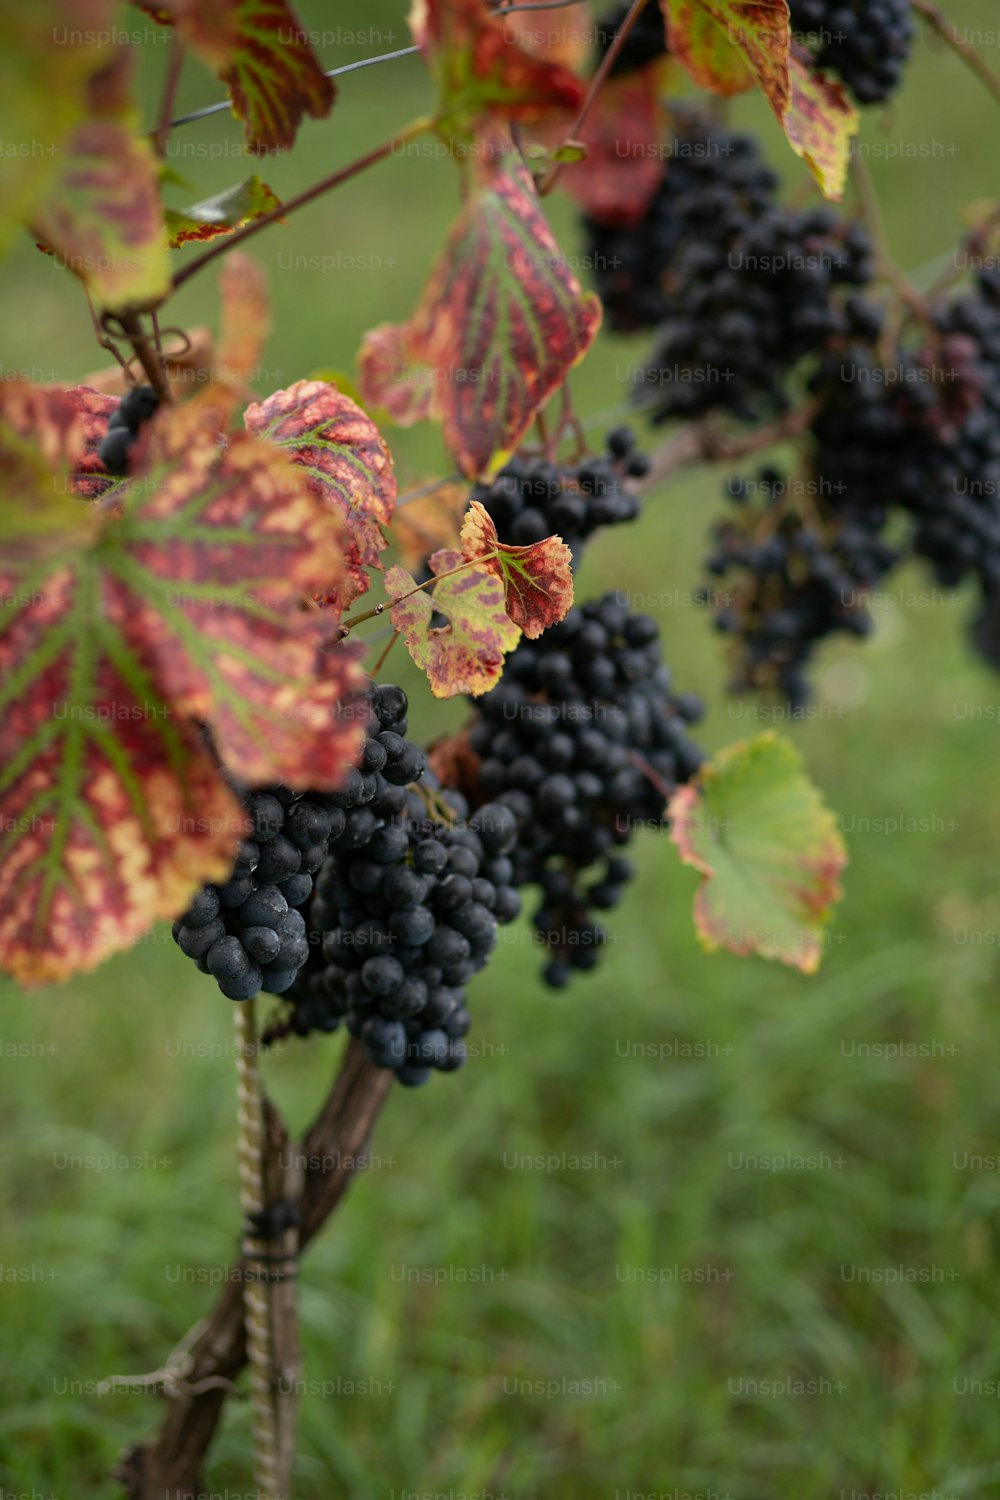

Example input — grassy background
[3,2,1000,1496]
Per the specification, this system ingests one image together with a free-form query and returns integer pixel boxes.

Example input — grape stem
[911,0,1000,109]
[639,402,820,490]
[537,0,653,197]
[171,117,437,294]
[340,555,487,633]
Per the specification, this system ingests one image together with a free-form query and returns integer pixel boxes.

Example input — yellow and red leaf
[460,500,573,639]
[244,379,397,611]
[386,548,521,698]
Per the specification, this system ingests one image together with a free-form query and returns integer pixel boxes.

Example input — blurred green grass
[3,2,1000,1496]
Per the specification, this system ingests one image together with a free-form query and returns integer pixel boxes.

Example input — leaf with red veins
[244,379,397,611]
[112,402,367,783]
[387,548,521,698]
[403,141,601,476]
[165,0,335,153]
[410,0,586,138]
[556,68,669,227]
[357,322,441,428]
[33,47,171,313]
[460,499,572,639]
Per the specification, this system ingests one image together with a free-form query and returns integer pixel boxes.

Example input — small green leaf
[165,174,281,247]
[668,732,847,973]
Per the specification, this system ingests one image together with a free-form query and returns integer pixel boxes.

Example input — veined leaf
[0,385,367,985]
[668,731,847,973]
[460,500,572,638]
[361,139,601,478]
[244,380,397,611]
[162,0,335,153]
[387,548,521,697]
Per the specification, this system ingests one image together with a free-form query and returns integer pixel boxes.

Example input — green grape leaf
[668,732,847,973]
[33,48,171,313]
[244,379,397,611]
[0,0,116,261]
[163,0,335,153]
[386,549,521,698]
[410,0,586,141]
[359,138,601,478]
[165,174,282,247]
[460,500,573,639]
[0,386,367,986]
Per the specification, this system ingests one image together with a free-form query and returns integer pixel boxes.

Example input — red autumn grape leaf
[357,322,440,429]
[165,174,282,247]
[410,0,586,139]
[460,500,573,639]
[244,379,397,612]
[32,48,171,313]
[782,51,859,202]
[0,0,116,262]
[0,389,223,984]
[386,139,601,477]
[555,68,669,226]
[668,732,847,973]
[386,549,521,698]
[160,0,335,153]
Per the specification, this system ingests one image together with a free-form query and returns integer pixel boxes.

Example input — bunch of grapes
[466,593,706,987]
[470,427,649,558]
[173,687,426,1003]
[639,198,874,423]
[98,384,161,476]
[275,692,523,1086]
[584,114,779,333]
[704,469,898,707]
[788,0,915,105]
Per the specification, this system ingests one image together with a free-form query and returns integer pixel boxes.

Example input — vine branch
[113,1041,393,1499]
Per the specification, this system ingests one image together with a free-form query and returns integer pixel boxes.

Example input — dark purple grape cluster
[98,384,161,476]
[173,685,426,1003]
[283,771,522,1085]
[704,468,898,707]
[468,593,706,987]
[806,275,1000,671]
[640,200,874,423]
[471,427,648,559]
[584,114,779,333]
[594,1,670,77]
[789,0,914,105]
